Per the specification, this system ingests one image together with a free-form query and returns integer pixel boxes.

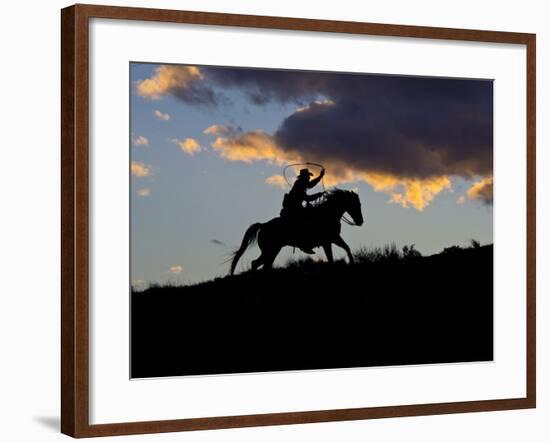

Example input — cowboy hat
[298,168,313,178]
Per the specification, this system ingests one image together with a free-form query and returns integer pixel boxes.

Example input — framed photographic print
[61,4,536,438]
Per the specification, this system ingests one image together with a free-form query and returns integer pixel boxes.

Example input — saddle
[280,193,318,219]
[280,202,315,220]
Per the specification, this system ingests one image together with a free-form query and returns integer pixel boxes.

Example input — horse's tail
[230,223,263,275]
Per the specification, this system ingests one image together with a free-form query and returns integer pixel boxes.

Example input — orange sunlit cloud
[203,124,238,136]
[172,137,201,156]
[211,130,298,165]
[137,188,151,197]
[466,176,493,205]
[264,174,288,189]
[153,109,171,121]
[132,135,149,146]
[136,65,203,100]
[131,161,152,177]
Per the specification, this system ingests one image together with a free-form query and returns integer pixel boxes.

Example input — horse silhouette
[230,189,364,274]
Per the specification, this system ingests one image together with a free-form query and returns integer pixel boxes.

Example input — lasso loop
[282,162,326,192]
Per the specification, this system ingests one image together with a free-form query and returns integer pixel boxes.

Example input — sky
[130,62,493,287]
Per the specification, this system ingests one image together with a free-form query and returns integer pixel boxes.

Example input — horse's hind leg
[251,246,272,271]
[251,255,263,271]
[260,246,281,271]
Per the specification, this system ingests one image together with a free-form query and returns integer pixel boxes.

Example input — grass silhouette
[131,242,493,378]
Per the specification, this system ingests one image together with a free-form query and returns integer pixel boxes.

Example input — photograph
[129,62,494,378]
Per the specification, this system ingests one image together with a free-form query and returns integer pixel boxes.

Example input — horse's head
[345,190,364,226]
[323,189,364,226]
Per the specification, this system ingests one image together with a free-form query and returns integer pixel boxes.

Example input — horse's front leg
[333,235,354,264]
[322,243,334,264]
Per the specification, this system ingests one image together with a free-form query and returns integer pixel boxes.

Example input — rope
[341,214,358,226]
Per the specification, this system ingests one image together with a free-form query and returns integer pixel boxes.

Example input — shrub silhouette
[402,244,422,259]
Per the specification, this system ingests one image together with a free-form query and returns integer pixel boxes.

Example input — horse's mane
[312,188,355,209]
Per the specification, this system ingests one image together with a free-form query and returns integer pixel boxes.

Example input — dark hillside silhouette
[131,244,493,378]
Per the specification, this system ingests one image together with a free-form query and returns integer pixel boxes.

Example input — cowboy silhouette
[280,167,325,254]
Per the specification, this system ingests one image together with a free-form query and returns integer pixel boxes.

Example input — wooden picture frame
[61,3,536,437]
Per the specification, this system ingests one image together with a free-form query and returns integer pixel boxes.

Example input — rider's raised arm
[307,174,322,189]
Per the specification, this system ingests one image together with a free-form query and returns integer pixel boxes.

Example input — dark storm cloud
[273,75,493,179]
[205,67,328,105]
